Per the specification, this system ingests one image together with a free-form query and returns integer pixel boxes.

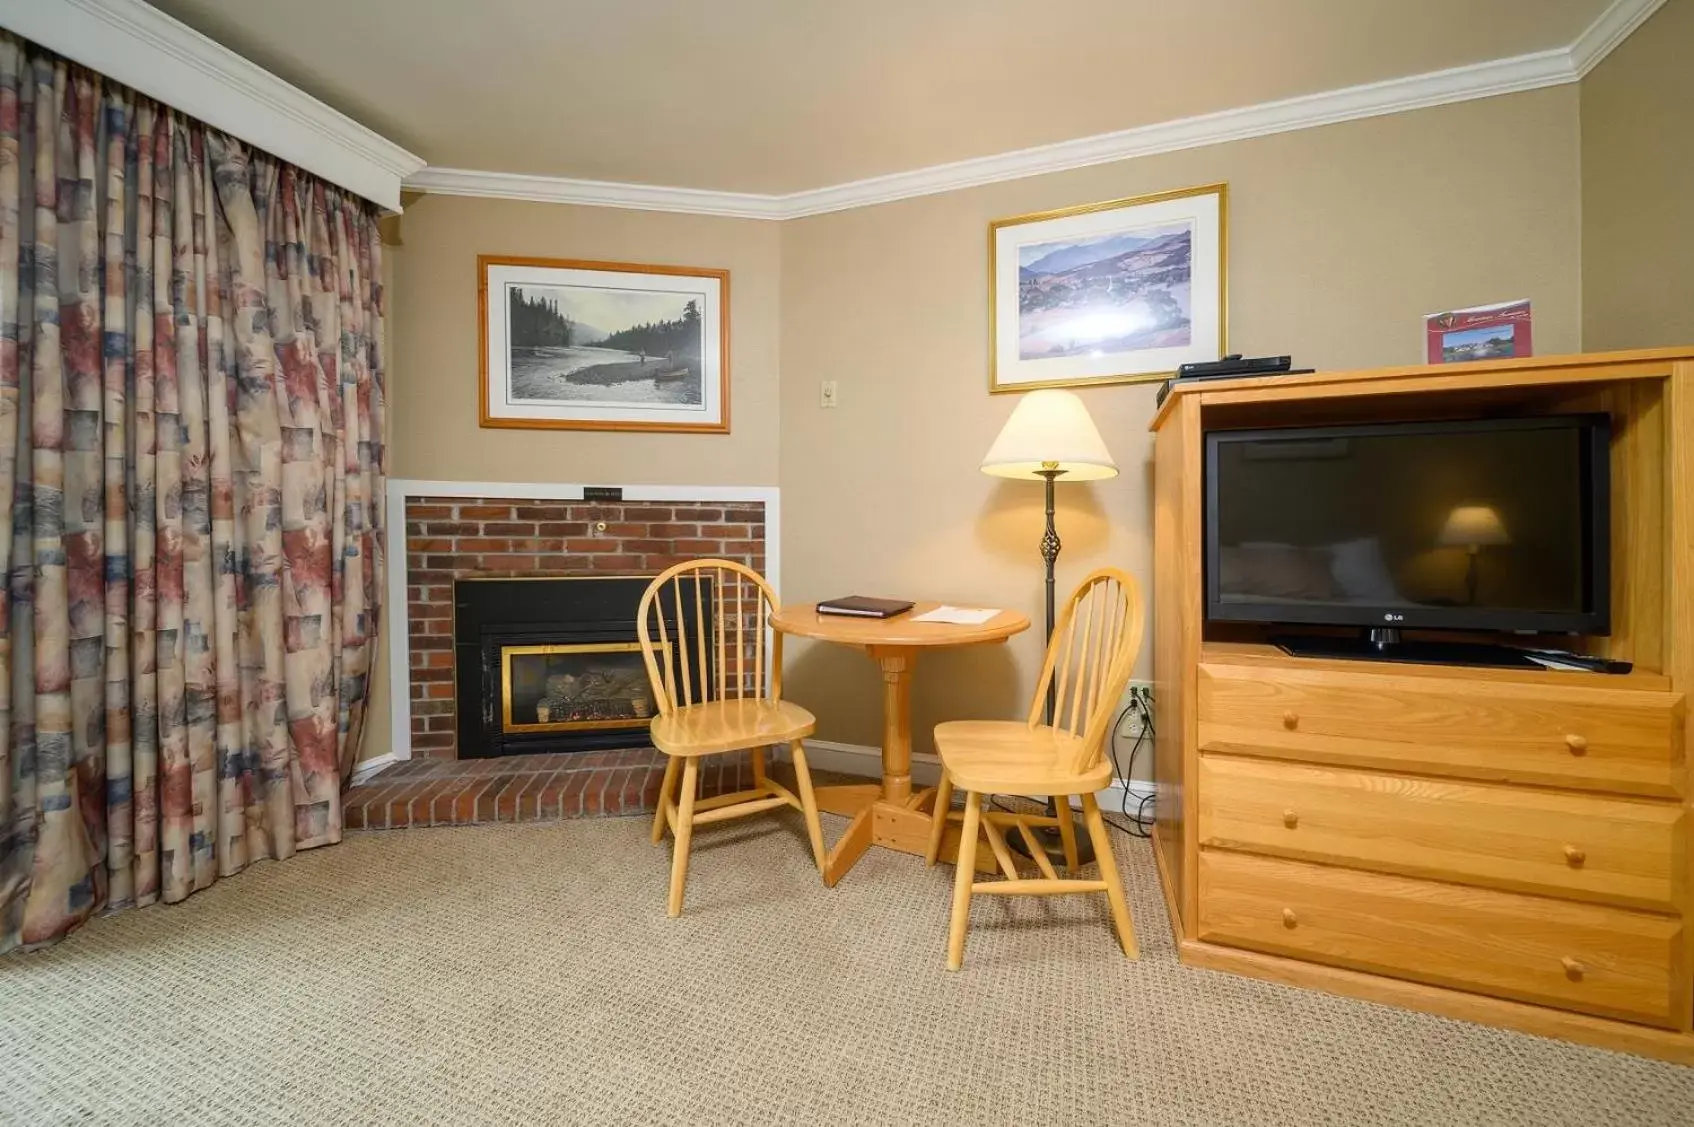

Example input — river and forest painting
[481,257,728,433]
[504,283,707,407]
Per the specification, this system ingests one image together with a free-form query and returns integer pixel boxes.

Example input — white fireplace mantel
[381,479,780,764]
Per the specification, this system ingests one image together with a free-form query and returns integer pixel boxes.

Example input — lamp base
[1009,812,1097,869]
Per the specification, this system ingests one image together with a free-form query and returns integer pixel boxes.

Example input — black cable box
[1155,354,1313,407]
[1179,354,1292,379]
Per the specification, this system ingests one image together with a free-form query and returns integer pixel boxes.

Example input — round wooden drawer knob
[1282,810,1299,829]
[1564,845,1586,867]
[1282,908,1298,929]
[1561,956,1586,981]
[1282,711,1300,730]
[1565,734,1588,755]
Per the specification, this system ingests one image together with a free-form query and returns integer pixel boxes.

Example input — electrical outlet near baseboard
[1118,679,1155,741]
[1090,679,1157,809]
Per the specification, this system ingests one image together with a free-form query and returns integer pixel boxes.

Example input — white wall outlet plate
[820,380,839,408]
[1118,680,1154,741]
[1111,679,1157,786]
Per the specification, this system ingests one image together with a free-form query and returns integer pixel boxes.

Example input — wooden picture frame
[478,255,730,433]
[989,183,1227,392]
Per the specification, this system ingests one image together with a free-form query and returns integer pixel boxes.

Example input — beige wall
[1581,0,1694,350]
[387,194,783,485]
[361,197,781,764]
[365,86,1586,768]
[779,87,1582,756]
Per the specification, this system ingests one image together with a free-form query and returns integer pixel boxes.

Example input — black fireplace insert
[453,576,710,758]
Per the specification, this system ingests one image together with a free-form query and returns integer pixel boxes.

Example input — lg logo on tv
[1382,613,1405,622]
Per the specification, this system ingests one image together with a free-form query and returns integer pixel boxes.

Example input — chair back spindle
[1024,568,1145,774]
[637,560,782,716]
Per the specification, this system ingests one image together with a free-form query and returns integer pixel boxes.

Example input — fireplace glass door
[500,642,669,735]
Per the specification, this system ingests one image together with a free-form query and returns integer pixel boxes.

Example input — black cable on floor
[1101,689,1155,838]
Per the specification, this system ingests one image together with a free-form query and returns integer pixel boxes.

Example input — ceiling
[150,0,1612,195]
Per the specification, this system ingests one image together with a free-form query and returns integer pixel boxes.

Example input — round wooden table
[769,600,1030,885]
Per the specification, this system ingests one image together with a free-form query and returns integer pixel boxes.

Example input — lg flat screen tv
[1204,414,1610,637]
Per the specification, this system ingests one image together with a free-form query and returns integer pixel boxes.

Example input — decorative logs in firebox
[533,666,653,725]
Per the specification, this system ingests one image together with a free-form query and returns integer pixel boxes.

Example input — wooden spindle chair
[923,567,1145,969]
[637,560,828,916]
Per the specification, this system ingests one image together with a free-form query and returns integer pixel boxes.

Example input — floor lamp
[981,388,1119,866]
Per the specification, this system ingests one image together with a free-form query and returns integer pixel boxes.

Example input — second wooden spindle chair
[924,567,1146,969]
[637,560,828,916]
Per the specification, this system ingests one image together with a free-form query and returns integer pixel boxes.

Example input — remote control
[1521,648,1633,674]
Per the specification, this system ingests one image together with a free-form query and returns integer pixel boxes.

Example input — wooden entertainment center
[1149,347,1693,1064]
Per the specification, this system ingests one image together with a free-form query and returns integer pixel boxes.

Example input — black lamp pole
[1021,464,1096,867]
[1036,466,1062,725]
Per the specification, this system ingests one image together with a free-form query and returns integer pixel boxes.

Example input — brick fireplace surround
[344,487,774,831]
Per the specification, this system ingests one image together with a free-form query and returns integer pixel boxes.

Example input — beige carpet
[2,810,1692,1126]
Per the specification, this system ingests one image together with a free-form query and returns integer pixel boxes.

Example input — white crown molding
[405,0,1661,221]
[778,48,1578,219]
[0,0,424,211]
[403,167,786,220]
[405,48,1571,221]
[3,0,1657,217]
[1570,0,1667,75]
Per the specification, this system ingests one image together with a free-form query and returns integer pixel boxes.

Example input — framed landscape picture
[479,256,729,432]
[990,183,1226,392]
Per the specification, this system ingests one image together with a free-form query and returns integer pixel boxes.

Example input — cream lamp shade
[1438,505,1511,549]
[980,389,1118,481]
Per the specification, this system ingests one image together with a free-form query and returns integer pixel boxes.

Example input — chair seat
[650,698,816,757]
[934,720,1114,796]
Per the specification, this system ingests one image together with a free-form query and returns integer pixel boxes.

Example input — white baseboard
[795,737,1155,816]
[351,752,399,786]
[796,738,943,785]
[1094,779,1158,819]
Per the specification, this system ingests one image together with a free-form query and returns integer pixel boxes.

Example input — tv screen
[1205,415,1610,635]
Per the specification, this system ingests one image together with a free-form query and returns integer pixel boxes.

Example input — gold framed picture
[478,255,730,432]
[989,183,1227,393]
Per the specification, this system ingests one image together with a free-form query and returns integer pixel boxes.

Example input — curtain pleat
[100,82,135,913]
[0,31,385,952]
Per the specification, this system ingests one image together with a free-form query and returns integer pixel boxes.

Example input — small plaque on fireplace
[582,486,623,502]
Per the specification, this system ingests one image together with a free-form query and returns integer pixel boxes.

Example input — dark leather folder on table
[815,596,914,619]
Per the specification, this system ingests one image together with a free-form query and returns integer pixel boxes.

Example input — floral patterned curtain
[0,33,385,952]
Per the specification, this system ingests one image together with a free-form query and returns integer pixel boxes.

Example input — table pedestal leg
[874,649,913,804]
[813,645,999,883]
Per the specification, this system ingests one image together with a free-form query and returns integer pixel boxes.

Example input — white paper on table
[910,606,1001,626]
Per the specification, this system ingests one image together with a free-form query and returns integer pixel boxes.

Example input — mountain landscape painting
[1016,219,1194,360]
[990,184,1223,391]
[505,283,706,406]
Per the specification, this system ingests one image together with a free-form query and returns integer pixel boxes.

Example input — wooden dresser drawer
[1198,756,1685,912]
[1198,662,1684,798]
[1197,850,1685,1028]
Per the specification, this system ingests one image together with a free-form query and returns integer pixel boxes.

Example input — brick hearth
[343,749,760,830]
